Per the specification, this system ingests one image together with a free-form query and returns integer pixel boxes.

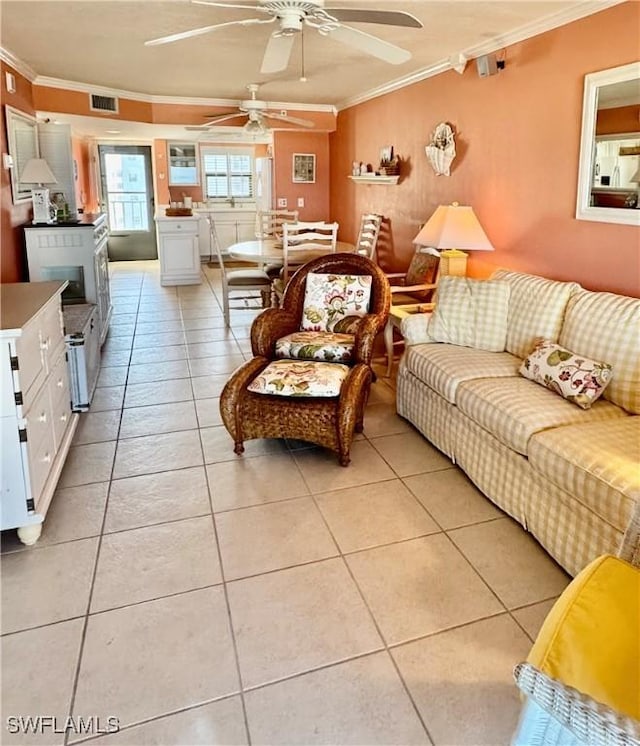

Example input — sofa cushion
[491,269,581,359]
[455,376,627,455]
[559,289,640,415]
[428,276,511,352]
[302,273,372,333]
[402,344,521,404]
[247,360,349,397]
[528,417,639,533]
[519,339,613,409]
[275,330,355,363]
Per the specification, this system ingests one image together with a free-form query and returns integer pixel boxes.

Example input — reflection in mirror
[4,106,39,204]
[576,62,640,226]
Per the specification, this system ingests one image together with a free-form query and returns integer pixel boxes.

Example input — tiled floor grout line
[308,490,437,746]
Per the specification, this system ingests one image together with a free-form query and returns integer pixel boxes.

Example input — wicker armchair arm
[251,308,299,357]
[513,663,640,746]
[354,313,386,365]
[219,357,271,440]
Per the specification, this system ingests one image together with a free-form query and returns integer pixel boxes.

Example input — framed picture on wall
[292,153,316,183]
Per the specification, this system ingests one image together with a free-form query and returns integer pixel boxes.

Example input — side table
[384,303,434,376]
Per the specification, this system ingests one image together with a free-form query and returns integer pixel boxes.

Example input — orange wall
[273,130,330,221]
[329,2,640,297]
[1,62,35,282]
[596,104,640,135]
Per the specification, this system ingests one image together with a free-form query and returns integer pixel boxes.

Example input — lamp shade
[413,203,494,252]
[20,158,58,185]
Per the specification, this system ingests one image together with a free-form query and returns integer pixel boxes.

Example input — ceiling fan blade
[192,1,265,9]
[328,9,422,29]
[145,18,267,46]
[261,33,295,74]
[325,24,411,65]
[203,112,246,125]
[263,111,314,128]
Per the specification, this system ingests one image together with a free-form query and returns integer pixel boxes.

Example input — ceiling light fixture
[244,118,266,134]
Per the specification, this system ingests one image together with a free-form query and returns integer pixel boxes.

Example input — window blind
[201,148,254,200]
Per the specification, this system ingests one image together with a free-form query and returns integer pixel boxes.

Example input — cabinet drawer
[26,424,56,509]
[14,318,46,405]
[48,353,72,450]
[40,301,65,370]
[23,381,54,455]
[157,220,198,234]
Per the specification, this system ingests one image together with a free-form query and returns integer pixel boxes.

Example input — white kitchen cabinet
[0,281,79,545]
[24,213,112,345]
[196,209,257,258]
[168,142,199,186]
[155,215,201,285]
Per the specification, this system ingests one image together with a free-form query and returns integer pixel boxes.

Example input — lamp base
[439,249,468,277]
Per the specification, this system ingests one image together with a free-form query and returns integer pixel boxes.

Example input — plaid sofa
[397,269,640,577]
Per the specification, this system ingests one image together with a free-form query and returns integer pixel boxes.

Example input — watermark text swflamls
[6,716,120,736]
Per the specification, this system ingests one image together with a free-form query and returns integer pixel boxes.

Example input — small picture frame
[292,153,316,183]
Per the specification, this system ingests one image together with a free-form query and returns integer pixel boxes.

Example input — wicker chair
[219,253,391,465]
[511,546,640,746]
[251,252,391,368]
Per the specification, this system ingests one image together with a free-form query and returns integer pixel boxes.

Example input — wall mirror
[5,105,39,204]
[576,61,640,226]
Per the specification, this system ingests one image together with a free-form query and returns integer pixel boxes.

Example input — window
[201,147,254,201]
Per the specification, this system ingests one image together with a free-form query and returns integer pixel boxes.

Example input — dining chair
[209,217,272,327]
[386,246,440,305]
[355,213,383,260]
[281,221,339,284]
[255,209,299,238]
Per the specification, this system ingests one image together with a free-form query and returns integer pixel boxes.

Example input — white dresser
[0,282,79,545]
[24,213,112,345]
[155,214,201,285]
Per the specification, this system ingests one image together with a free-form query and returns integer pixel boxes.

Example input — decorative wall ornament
[425,123,456,176]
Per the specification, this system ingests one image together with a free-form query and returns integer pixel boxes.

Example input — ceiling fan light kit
[146,0,423,75]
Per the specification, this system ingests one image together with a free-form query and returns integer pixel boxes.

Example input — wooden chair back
[255,209,299,238]
[281,221,339,282]
[355,213,383,260]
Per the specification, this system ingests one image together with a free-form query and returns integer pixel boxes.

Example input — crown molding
[33,75,336,113]
[337,0,625,111]
[0,47,37,81]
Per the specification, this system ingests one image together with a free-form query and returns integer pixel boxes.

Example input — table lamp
[413,202,495,276]
[20,158,58,224]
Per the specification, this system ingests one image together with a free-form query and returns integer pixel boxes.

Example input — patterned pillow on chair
[275,330,355,363]
[301,273,372,333]
[403,251,439,300]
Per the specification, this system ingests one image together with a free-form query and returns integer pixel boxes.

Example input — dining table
[227,238,356,266]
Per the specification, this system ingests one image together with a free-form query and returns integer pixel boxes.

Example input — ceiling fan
[145,0,423,73]
[186,83,314,133]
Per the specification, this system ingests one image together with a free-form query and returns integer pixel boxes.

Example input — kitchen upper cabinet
[168,142,199,186]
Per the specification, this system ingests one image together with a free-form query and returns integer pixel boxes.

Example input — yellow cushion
[527,554,640,719]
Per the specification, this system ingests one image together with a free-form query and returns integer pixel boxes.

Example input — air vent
[89,93,118,113]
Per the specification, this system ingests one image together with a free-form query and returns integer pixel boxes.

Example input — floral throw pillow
[519,339,613,409]
[302,273,372,334]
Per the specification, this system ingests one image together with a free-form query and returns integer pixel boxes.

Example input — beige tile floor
[1,260,570,746]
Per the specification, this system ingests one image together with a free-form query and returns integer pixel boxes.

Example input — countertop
[25,212,106,228]
[0,281,67,333]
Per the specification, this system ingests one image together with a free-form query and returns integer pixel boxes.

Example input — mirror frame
[4,105,40,204]
[575,61,640,226]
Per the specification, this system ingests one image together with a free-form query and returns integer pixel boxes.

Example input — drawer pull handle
[38,412,47,423]
[60,413,68,423]
[43,453,51,464]
[40,339,50,351]
[57,378,64,387]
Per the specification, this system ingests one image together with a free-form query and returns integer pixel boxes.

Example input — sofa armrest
[512,663,640,746]
[400,312,436,346]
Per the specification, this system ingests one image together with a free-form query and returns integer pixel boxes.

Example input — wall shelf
[348,174,400,185]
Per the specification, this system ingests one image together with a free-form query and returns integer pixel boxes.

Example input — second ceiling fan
[146,0,423,73]
[186,83,315,132]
